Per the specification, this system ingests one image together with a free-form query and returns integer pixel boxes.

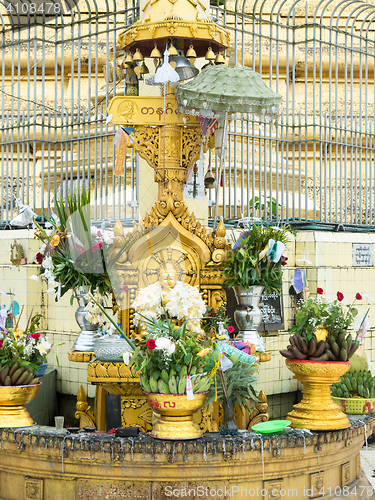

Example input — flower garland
[132,281,206,333]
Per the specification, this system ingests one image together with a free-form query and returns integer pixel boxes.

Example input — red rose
[108,428,116,434]
[36,252,43,264]
[337,291,344,302]
[146,338,156,350]
[0,340,3,348]
[31,333,41,339]
[226,326,235,334]
[356,293,362,300]
[317,288,324,295]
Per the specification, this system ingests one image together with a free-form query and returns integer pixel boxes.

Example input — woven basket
[332,396,375,414]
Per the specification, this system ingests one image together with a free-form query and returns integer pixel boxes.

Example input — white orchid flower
[123,352,132,365]
[29,275,40,283]
[37,338,51,355]
[42,256,53,269]
[46,288,56,296]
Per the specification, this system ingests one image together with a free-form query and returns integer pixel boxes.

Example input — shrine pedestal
[0,416,373,500]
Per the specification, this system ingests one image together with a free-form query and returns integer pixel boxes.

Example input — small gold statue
[10,240,23,266]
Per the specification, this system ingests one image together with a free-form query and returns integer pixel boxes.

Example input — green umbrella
[176,65,282,118]
[176,65,282,233]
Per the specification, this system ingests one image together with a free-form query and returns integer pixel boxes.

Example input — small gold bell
[205,47,215,61]
[186,45,197,58]
[140,61,149,74]
[168,43,178,56]
[125,52,134,63]
[150,45,161,58]
[204,170,216,189]
[215,52,225,64]
[133,48,144,62]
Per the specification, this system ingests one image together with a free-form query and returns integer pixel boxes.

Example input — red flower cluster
[36,252,43,264]
[0,340,3,348]
[317,288,324,295]
[146,338,156,350]
[31,333,41,339]
[356,293,362,300]
[337,291,344,302]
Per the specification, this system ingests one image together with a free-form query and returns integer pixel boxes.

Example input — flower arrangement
[32,189,139,303]
[132,280,206,334]
[130,315,214,395]
[202,306,234,338]
[280,289,366,362]
[222,223,290,293]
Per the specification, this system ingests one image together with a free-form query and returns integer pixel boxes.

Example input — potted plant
[0,310,52,426]
[32,189,140,351]
[222,223,290,346]
[279,289,366,430]
[130,313,216,440]
[206,353,259,435]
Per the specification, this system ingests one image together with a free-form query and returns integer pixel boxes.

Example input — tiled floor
[361,441,375,488]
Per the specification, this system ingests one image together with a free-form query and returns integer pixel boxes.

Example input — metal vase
[233,285,264,348]
[72,286,99,352]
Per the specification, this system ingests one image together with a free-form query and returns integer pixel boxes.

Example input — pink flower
[31,333,41,339]
[337,291,344,302]
[97,241,102,250]
[122,285,129,291]
[77,245,85,255]
[91,245,97,253]
[97,230,102,237]
[317,288,324,295]
[356,293,362,300]
[226,326,235,334]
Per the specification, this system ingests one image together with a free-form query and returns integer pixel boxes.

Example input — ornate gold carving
[129,27,139,40]
[341,462,351,486]
[68,351,95,363]
[25,478,43,500]
[355,454,361,478]
[148,24,156,37]
[210,289,226,312]
[181,126,203,169]
[75,385,96,428]
[189,24,198,37]
[208,24,217,39]
[132,125,160,171]
[88,361,140,381]
[166,22,177,34]
[311,472,324,497]
[118,99,136,121]
[263,480,283,500]
[248,390,269,429]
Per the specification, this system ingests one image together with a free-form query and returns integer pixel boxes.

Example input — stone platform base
[0,415,374,500]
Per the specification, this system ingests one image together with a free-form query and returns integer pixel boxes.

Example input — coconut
[349,347,369,373]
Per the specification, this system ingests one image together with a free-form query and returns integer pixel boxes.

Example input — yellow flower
[314,326,328,342]
[50,235,60,247]
[197,348,211,357]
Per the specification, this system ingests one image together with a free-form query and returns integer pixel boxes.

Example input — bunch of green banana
[0,362,39,386]
[325,332,359,362]
[139,365,212,395]
[331,370,375,398]
[280,332,328,360]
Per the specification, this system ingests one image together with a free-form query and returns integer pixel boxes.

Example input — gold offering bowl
[146,392,208,440]
[286,359,350,430]
[0,383,41,427]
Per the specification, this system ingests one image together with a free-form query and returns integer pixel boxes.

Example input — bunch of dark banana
[280,332,328,361]
[325,332,359,361]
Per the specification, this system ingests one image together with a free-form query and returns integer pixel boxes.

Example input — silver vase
[233,285,265,350]
[72,286,100,352]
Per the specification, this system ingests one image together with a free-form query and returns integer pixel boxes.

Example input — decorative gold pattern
[263,480,283,500]
[68,351,96,363]
[342,462,351,486]
[25,478,43,500]
[248,390,269,429]
[286,360,350,430]
[75,385,96,428]
[310,473,324,497]
[146,392,208,439]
